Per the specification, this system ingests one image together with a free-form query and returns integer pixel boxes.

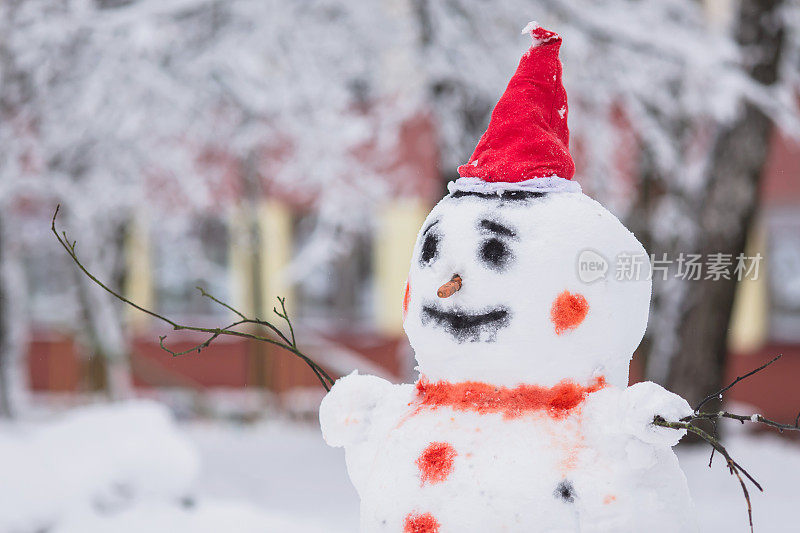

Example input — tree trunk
[0,215,28,418]
[72,218,133,399]
[666,110,774,404]
[0,216,12,417]
[641,0,787,410]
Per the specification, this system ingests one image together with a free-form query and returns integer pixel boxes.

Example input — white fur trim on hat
[447,176,582,195]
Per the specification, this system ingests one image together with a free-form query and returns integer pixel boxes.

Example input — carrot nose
[437,274,462,298]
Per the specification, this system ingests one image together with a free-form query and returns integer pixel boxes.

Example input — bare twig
[668,407,800,532]
[652,354,798,533]
[273,296,296,347]
[686,411,800,433]
[196,286,246,320]
[195,286,296,347]
[695,354,782,411]
[653,416,759,532]
[51,205,334,391]
[708,418,718,468]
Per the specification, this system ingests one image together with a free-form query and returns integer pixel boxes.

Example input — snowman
[320,23,697,533]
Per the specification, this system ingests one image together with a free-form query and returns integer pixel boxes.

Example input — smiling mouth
[421,304,510,343]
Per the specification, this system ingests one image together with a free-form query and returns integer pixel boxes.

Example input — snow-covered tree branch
[2,0,799,414]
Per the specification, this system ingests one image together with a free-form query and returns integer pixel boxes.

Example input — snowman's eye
[480,238,511,269]
[420,233,439,265]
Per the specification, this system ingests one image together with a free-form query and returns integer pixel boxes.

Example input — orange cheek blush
[402,280,411,321]
[551,290,589,335]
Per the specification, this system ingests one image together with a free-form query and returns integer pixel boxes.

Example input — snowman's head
[403,24,650,386]
[403,190,651,388]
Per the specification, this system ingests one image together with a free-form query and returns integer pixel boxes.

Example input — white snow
[196,416,799,533]
[0,400,355,533]
[521,21,540,36]
[521,20,559,47]
[318,190,703,531]
[0,400,797,532]
[169,416,800,533]
[52,500,321,533]
[679,430,800,533]
[403,191,650,389]
[0,400,199,533]
[618,381,693,446]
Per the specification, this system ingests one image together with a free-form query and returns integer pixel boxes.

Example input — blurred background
[1,0,799,532]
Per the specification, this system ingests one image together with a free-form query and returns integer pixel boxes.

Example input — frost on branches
[317,14,800,531]
[0,0,423,407]
[414,0,800,404]
[1,0,799,413]
[321,25,698,533]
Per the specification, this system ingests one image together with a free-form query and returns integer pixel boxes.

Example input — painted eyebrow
[422,219,440,236]
[480,219,516,238]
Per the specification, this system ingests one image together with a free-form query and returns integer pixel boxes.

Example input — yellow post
[259,199,294,313]
[373,199,429,335]
[228,199,294,390]
[728,222,768,353]
[228,207,255,317]
[123,215,154,332]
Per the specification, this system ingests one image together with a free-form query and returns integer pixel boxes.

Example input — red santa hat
[450,22,580,195]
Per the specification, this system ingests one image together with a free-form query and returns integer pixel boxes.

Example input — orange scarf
[414,375,606,419]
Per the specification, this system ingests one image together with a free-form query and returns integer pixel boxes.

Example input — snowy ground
[678,429,800,533]
[1,400,797,532]
[190,420,800,533]
[185,420,358,532]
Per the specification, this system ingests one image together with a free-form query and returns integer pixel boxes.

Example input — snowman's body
[325,374,695,532]
[321,23,697,533]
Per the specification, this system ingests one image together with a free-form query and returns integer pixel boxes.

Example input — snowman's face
[403,190,651,388]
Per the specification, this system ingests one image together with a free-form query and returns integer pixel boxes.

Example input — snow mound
[0,400,199,533]
[52,499,330,533]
